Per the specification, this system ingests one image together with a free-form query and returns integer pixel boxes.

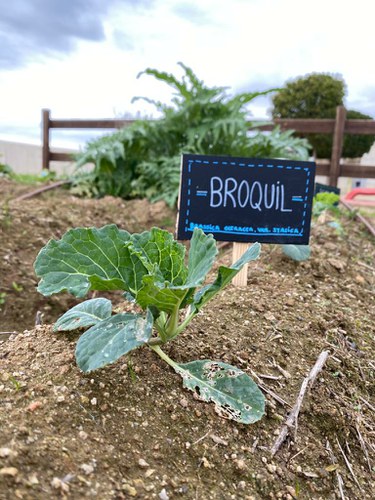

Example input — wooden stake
[232,243,249,287]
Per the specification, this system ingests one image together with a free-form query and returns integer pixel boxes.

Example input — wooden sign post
[232,242,250,287]
[177,154,316,286]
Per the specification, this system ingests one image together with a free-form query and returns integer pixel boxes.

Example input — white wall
[0,140,77,175]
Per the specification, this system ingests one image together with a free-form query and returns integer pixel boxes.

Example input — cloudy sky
[1,0,374,149]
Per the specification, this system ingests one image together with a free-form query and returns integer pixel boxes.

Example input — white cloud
[0,0,374,148]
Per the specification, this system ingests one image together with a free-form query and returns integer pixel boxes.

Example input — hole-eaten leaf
[175,359,265,424]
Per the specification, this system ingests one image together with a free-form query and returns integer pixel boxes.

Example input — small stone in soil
[80,463,95,475]
[138,458,149,468]
[267,464,277,473]
[0,467,18,477]
[234,459,246,471]
[144,469,155,478]
[159,488,169,500]
[27,401,43,412]
[51,477,69,493]
[122,483,137,496]
[0,447,15,458]
[211,434,228,446]
[28,473,39,485]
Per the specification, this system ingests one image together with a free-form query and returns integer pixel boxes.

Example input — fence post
[42,109,51,171]
[329,106,346,186]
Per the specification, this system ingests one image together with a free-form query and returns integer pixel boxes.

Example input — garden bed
[0,178,374,499]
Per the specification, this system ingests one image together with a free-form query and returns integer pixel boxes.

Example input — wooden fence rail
[42,107,375,187]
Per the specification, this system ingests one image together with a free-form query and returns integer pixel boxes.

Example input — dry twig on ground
[336,436,362,491]
[326,439,346,500]
[270,350,329,456]
[248,368,291,408]
[355,422,372,472]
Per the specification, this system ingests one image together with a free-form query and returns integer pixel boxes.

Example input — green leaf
[136,228,220,314]
[282,244,311,261]
[34,224,148,298]
[76,310,153,372]
[327,221,344,234]
[130,228,188,285]
[54,298,112,332]
[193,242,261,311]
[175,360,265,424]
[185,228,218,286]
[136,275,187,314]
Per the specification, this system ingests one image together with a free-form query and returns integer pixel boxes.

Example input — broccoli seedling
[34,225,265,424]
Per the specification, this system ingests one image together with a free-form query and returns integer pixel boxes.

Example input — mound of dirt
[0,179,374,499]
[0,179,176,332]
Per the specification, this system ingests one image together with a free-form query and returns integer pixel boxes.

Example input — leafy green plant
[281,244,311,261]
[312,192,340,217]
[9,376,22,392]
[34,225,265,424]
[0,162,13,177]
[0,292,6,306]
[326,220,344,235]
[272,73,374,158]
[1,200,12,228]
[266,244,311,262]
[343,110,375,158]
[12,282,23,293]
[73,62,310,206]
[5,170,59,185]
[312,192,344,235]
[127,360,138,382]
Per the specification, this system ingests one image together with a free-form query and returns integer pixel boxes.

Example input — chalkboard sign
[314,182,341,196]
[177,154,316,244]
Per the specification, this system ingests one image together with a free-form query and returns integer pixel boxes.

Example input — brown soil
[1,178,374,499]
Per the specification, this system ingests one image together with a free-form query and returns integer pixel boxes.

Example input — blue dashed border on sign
[184,158,312,237]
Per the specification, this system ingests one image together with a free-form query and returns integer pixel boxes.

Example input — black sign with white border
[177,154,316,244]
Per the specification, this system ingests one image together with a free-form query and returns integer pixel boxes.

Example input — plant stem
[154,313,168,342]
[149,345,180,371]
[175,310,196,336]
[165,306,180,339]
[147,337,164,346]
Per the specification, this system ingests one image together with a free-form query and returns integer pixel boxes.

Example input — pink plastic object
[343,188,375,207]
